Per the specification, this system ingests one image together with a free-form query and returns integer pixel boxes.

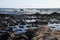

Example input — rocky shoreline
[0,12,60,40]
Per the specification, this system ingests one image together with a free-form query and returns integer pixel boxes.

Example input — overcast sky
[0,0,60,8]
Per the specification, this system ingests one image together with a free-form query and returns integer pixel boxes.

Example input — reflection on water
[48,22,60,30]
[9,24,38,35]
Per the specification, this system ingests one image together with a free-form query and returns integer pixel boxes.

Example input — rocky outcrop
[31,26,60,40]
